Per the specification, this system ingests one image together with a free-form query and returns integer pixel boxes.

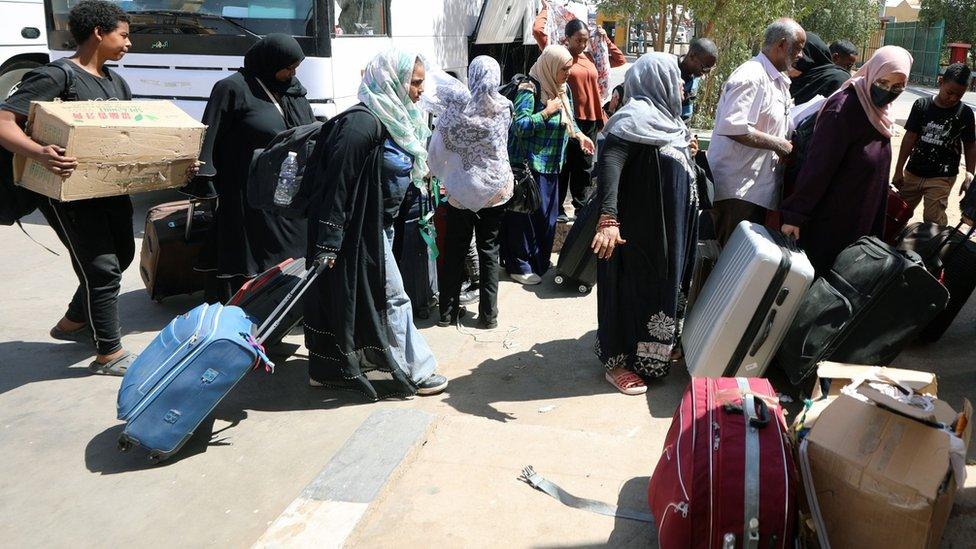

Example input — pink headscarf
[836,45,913,138]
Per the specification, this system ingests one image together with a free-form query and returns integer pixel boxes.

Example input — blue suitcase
[117,262,323,462]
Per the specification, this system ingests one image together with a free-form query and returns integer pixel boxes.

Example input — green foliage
[798,0,882,45]
[920,0,976,63]
[597,0,885,128]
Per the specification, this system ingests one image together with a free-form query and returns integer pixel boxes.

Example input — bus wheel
[0,61,42,100]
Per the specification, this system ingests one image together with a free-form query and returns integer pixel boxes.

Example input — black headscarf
[790,32,851,105]
[242,34,310,126]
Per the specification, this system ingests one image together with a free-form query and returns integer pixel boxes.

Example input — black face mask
[870,83,902,107]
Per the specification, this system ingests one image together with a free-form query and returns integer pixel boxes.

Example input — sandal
[50,324,92,344]
[670,347,685,364]
[605,369,648,396]
[88,351,137,377]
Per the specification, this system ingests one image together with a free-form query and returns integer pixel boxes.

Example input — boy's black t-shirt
[905,96,976,178]
[1,59,132,116]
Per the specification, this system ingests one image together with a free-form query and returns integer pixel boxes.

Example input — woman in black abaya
[790,32,851,106]
[190,34,314,302]
[593,53,698,396]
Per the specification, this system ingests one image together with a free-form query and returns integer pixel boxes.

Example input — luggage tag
[243,333,275,373]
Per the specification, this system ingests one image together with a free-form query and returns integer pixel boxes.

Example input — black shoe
[437,307,467,327]
[416,374,448,395]
[478,318,498,330]
[459,290,479,305]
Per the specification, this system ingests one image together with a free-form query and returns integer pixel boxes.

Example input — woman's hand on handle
[781,224,801,241]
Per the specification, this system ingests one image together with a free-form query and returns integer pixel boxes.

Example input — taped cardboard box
[792,362,938,437]
[798,368,971,549]
[14,100,204,201]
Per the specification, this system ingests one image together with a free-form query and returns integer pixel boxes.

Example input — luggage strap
[518,465,656,524]
[16,219,59,256]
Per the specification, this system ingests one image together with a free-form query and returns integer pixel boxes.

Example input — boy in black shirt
[893,63,976,225]
[0,1,140,375]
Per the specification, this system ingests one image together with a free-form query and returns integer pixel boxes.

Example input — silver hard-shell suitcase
[682,221,815,378]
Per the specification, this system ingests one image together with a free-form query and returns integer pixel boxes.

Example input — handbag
[507,163,541,214]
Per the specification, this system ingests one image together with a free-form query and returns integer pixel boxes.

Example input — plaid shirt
[508,87,579,175]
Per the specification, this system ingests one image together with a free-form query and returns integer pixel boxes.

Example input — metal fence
[883,20,945,85]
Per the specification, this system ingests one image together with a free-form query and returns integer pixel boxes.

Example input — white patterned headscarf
[425,56,514,211]
[603,52,690,149]
[358,49,432,185]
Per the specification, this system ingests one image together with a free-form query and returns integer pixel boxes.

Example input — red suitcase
[649,378,797,549]
[884,186,912,244]
[228,258,306,351]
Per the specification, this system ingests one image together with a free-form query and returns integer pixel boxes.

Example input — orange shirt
[533,7,627,124]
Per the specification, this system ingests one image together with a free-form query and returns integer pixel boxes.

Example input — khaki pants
[712,198,768,245]
[898,171,955,226]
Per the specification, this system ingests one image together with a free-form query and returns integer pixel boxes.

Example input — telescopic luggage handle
[254,257,327,345]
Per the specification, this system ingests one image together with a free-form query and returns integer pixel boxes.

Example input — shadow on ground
[0,340,95,396]
[444,330,613,422]
[84,354,367,474]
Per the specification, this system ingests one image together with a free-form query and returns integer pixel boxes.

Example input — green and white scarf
[358,49,432,186]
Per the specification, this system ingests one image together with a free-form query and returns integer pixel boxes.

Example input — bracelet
[598,219,620,229]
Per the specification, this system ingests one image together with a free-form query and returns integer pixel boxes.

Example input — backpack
[246,105,371,219]
[783,112,818,193]
[1,59,77,226]
[498,73,541,109]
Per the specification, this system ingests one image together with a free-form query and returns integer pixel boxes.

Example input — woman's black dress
[595,134,699,379]
[193,71,314,299]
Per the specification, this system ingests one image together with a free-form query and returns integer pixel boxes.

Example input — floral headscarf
[358,49,432,185]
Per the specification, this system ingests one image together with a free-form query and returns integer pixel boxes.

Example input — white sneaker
[511,273,542,285]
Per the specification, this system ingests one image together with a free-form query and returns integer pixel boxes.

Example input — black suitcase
[553,193,599,293]
[227,257,306,352]
[896,221,976,343]
[393,185,438,319]
[139,200,213,302]
[777,236,949,384]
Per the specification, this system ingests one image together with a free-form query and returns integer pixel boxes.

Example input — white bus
[43,0,537,120]
[0,0,49,98]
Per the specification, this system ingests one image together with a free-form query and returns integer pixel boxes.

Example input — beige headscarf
[529,45,577,137]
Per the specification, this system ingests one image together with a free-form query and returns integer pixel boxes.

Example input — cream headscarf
[529,45,577,137]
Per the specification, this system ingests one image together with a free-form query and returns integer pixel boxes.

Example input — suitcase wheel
[117,435,133,453]
[148,451,164,464]
[553,275,565,285]
[577,284,591,294]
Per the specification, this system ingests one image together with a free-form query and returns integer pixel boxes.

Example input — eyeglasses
[874,80,906,94]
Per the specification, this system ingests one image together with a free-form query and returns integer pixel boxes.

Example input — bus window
[49,0,316,39]
[332,0,388,36]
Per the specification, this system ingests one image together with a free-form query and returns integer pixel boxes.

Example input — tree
[799,0,882,46]
[597,0,884,128]
[920,0,976,65]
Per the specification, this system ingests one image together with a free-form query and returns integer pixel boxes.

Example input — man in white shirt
[709,18,806,244]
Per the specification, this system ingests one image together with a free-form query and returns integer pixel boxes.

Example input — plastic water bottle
[273,151,299,206]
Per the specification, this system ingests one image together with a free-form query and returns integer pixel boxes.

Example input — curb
[253,408,434,548]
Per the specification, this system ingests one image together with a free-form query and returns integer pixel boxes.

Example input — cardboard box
[792,362,939,436]
[15,100,204,201]
[802,370,971,549]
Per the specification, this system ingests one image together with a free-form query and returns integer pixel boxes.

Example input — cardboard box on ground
[14,100,205,201]
[793,362,972,549]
